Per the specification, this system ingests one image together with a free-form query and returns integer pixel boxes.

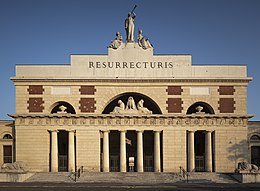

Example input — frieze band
[14,116,248,127]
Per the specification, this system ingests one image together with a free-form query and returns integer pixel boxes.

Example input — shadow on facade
[227,139,248,169]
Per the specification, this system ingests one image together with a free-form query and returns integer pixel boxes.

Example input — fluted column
[103,131,110,172]
[137,130,144,172]
[120,130,127,172]
[68,130,75,172]
[154,130,161,172]
[205,131,212,172]
[50,130,58,172]
[188,131,195,172]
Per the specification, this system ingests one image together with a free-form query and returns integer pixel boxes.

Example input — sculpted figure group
[235,162,259,173]
[108,7,153,50]
[111,96,152,115]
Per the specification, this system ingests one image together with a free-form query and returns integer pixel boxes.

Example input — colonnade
[102,130,161,172]
[49,129,212,173]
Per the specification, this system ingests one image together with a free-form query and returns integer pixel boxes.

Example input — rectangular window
[3,145,12,163]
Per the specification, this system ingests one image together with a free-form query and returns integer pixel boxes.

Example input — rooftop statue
[125,5,137,43]
[108,32,123,49]
[137,29,153,49]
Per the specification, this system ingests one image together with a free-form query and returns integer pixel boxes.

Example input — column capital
[48,129,59,133]
[136,130,144,133]
[67,129,75,133]
[205,130,212,133]
[188,130,195,133]
[119,130,127,133]
[102,130,110,133]
[153,130,162,133]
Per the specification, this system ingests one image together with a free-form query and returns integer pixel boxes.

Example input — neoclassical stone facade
[3,14,256,173]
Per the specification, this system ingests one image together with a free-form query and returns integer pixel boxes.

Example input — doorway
[251,146,260,166]
[195,131,205,172]
[58,130,68,172]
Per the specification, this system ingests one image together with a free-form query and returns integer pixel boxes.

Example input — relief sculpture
[111,96,152,115]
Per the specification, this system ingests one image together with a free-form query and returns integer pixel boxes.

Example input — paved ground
[0,182,260,191]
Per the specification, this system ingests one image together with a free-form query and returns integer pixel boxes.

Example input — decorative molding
[10,114,252,127]
[12,78,252,84]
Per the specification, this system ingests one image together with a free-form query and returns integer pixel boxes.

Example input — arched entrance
[50,101,76,172]
[187,102,215,172]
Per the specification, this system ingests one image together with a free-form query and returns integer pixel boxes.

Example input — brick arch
[102,92,162,114]
[50,101,76,114]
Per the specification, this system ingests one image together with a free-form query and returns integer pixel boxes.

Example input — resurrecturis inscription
[89,61,174,69]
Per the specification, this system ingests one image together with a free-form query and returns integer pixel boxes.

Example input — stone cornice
[9,114,253,127]
[10,78,252,83]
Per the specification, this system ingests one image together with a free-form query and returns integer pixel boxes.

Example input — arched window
[186,102,215,114]
[51,101,76,114]
[250,135,260,141]
[3,134,12,139]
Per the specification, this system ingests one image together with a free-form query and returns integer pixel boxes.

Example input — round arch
[102,92,162,114]
[250,134,260,142]
[186,102,215,114]
[50,101,76,114]
[2,133,12,139]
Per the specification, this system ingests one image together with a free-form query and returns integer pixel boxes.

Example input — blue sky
[0,0,259,120]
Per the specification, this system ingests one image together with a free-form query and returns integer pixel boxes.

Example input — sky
[0,0,259,120]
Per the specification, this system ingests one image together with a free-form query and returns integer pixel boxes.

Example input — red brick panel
[218,98,235,113]
[80,98,96,113]
[28,85,44,94]
[218,86,235,95]
[167,86,183,95]
[166,98,183,113]
[27,98,44,112]
[80,86,96,95]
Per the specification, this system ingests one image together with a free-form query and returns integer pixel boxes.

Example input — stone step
[185,172,238,183]
[25,172,75,182]
[78,172,181,183]
[25,172,238,184]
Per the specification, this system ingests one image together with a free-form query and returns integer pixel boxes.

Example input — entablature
[9,114,253,127]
